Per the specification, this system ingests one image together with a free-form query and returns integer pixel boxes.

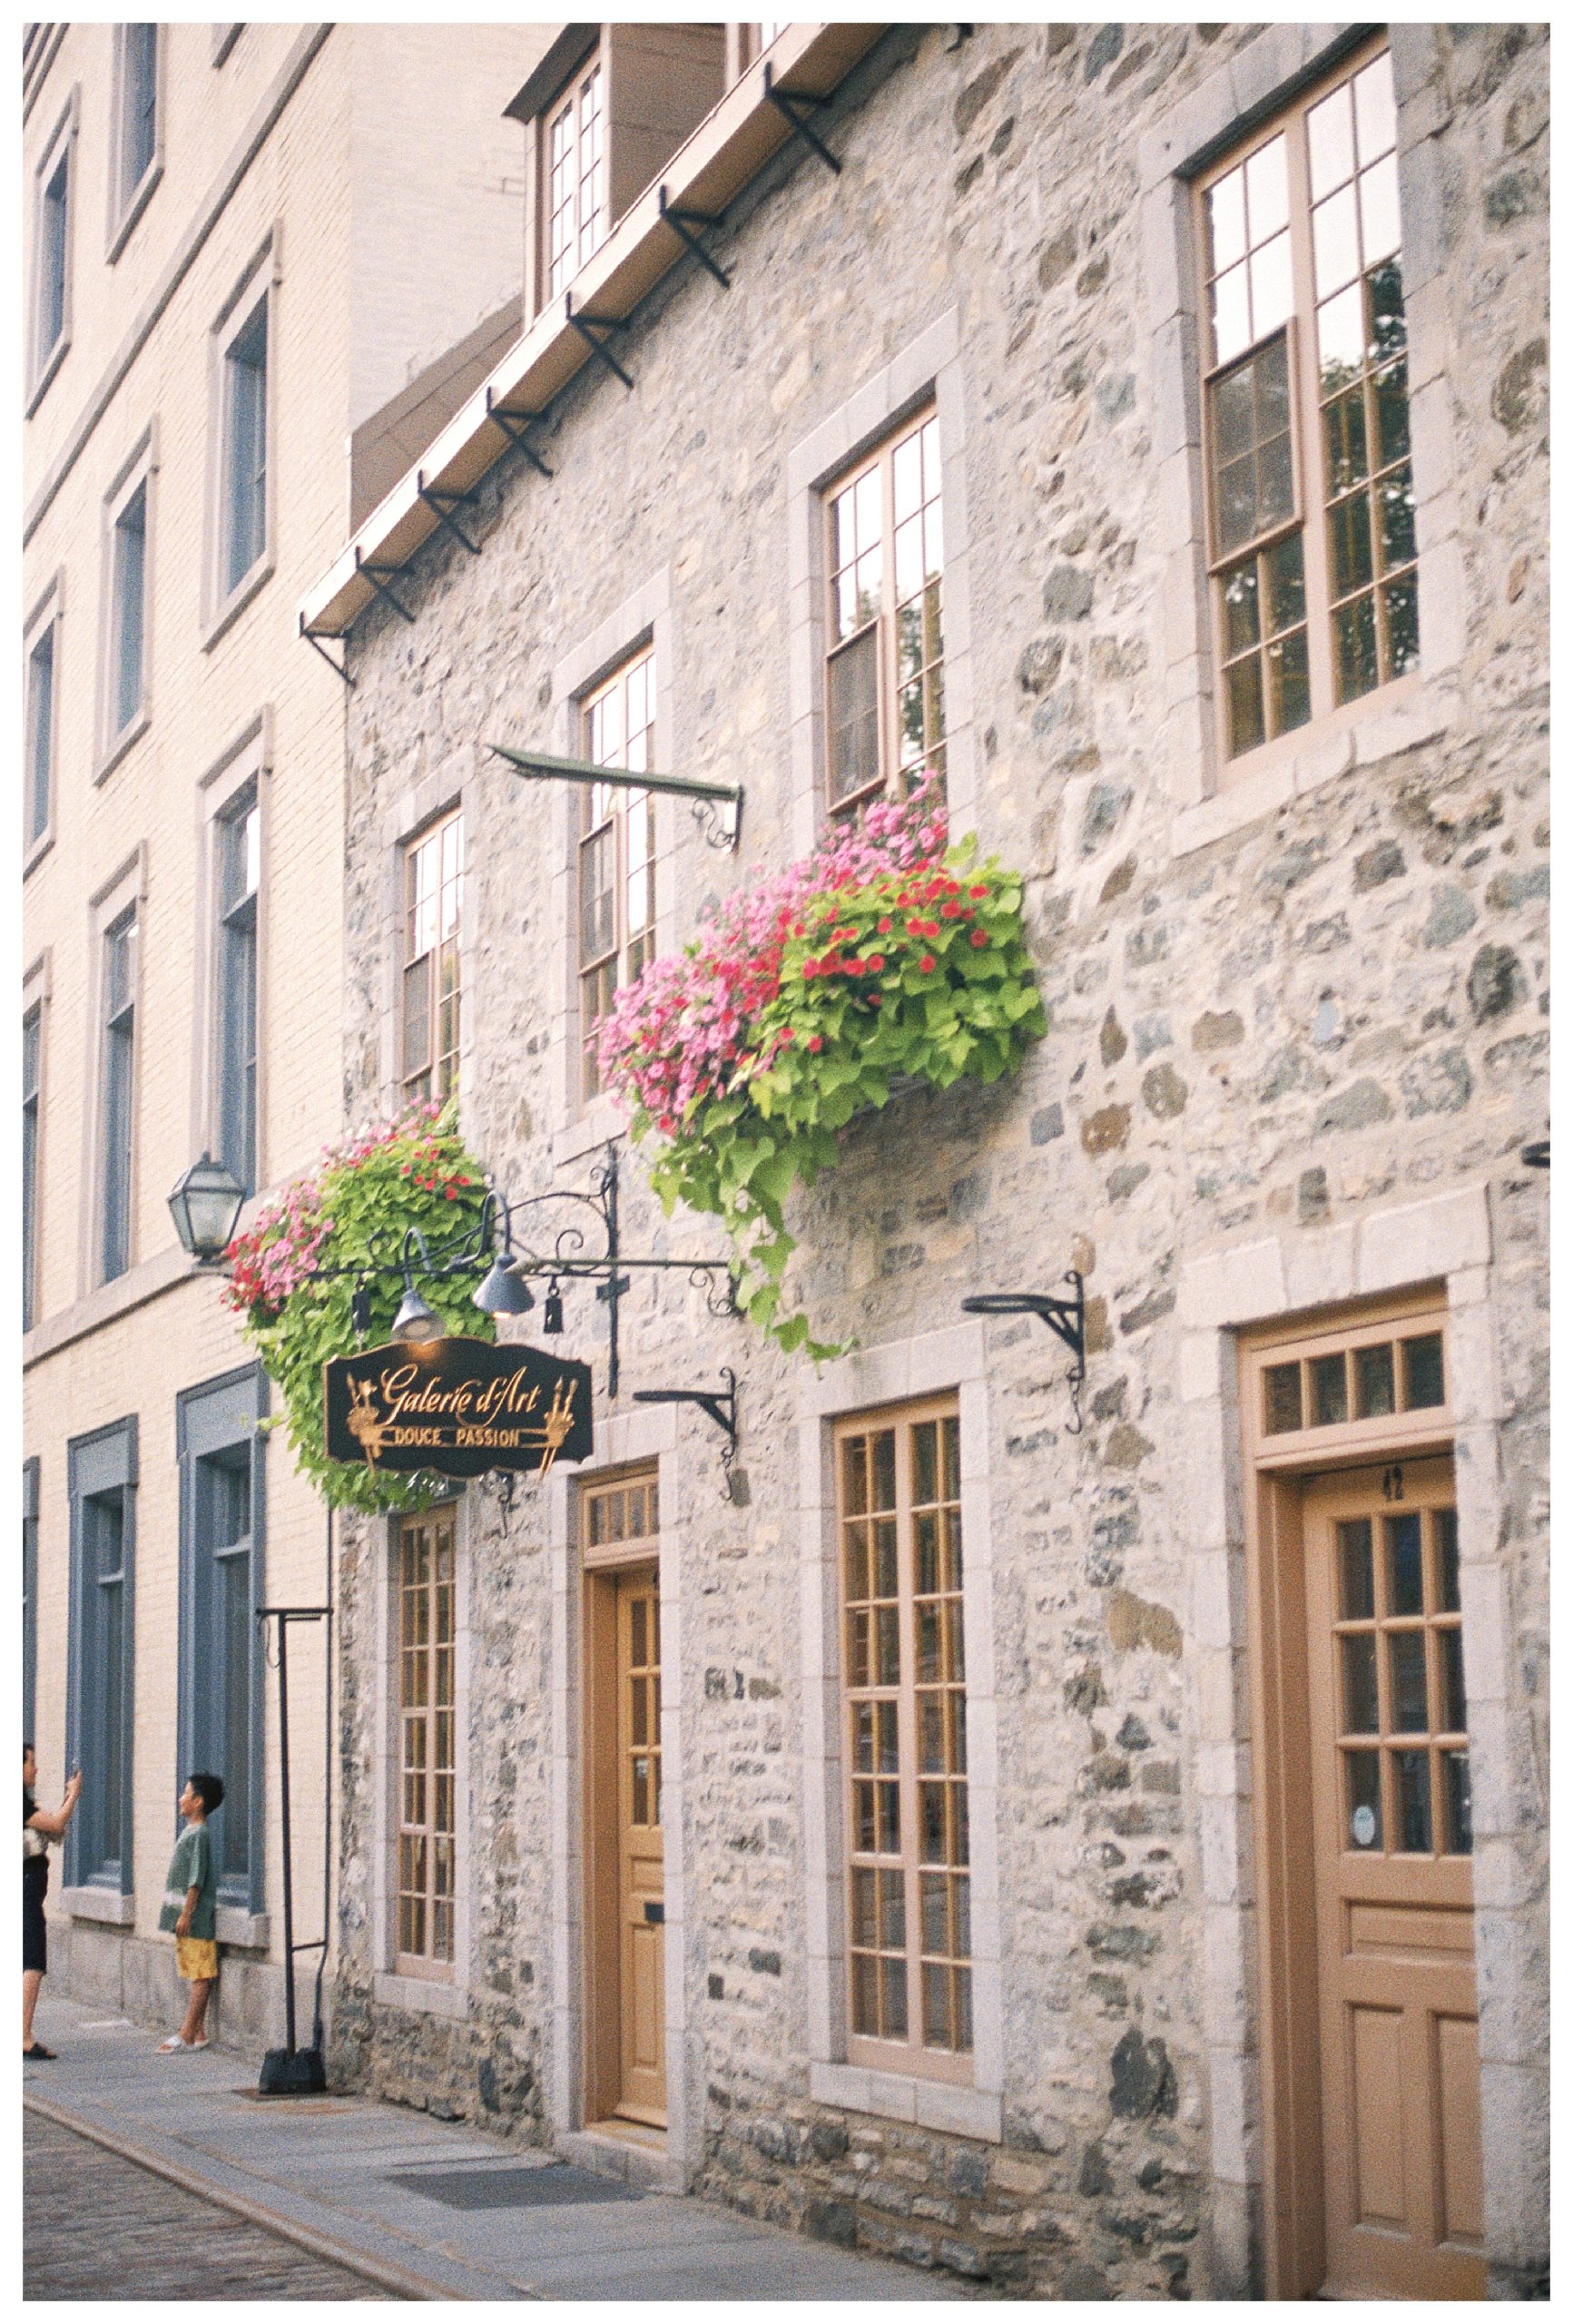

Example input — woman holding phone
[24,1745,81,2059]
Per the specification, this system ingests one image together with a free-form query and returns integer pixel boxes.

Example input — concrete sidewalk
[23,1997,963,2302]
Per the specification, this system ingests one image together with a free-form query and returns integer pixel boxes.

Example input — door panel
[1303,1461,1485,2299]
[614,1570,665,2125]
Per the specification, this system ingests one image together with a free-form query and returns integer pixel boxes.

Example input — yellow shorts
[175,1935,219,1981]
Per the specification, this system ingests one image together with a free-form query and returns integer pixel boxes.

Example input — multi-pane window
[110,479,149,741]
[216,789,260,1193]
[34,144,70,379]
[100,911,137,1284]
[1263,1324,1444,1438]
[26,620,55,847]
[578,645,656,1101]
[23,1462,39,1748]
[546,60,606,301]
[1199,41,1417,762]
[117,25,159,217]
[583,1471,660,1553]
[837,1401,971,2073]
[195,1448,255,1891]
[80,1487,130,1879]
[1333,1502,1470,1859]
[220,300,269,596]
[824,412,945,812]
[23,1010,42,1332]
[397,1506,457,1972]
[401,812,463,1106]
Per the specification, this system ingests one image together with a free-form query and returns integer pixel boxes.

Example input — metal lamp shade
[168,1152,246,1261]
[391,1282,446,1343]
[474,1256,535,1315]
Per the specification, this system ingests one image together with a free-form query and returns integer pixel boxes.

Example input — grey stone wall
[327,24,1548,2299]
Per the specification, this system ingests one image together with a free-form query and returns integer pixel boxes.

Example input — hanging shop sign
[324,1337,593,1478]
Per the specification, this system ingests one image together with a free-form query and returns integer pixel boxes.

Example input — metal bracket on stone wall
[962,1273,1087,1433]
[633,1369,742,1501]
[657,184,732,288]
[299,612,354,687]
[762,61,842,175]
[564,291,635,390]
[484,386,555,478]
[488,741,743,852]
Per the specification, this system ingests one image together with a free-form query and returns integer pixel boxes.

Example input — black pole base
[258,2046,328,2096]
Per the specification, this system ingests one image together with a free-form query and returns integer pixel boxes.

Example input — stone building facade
[306,23,1548,2299]
[22,21,546,2045]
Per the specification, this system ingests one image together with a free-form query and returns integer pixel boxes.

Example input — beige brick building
[22,20,551,2045]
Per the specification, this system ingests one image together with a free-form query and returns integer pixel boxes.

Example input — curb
[25,2092,533,2303]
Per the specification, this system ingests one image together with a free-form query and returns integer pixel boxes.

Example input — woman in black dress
[24,1744,81,2060]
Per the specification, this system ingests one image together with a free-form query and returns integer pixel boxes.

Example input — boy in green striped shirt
[157,1772,224,2053]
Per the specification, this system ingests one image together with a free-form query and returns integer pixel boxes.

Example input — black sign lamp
[391,1275,446,1344]
[167,1152,246,1265]
[474,1253,536,1317]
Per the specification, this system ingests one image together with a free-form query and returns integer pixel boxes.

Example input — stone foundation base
[46,1916,320,2062]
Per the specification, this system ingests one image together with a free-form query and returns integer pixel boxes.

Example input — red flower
[780,1026,795,1044]
[919,953,936,973]
[970,927,989,948]
[803,959,819,980]
[941,901,962,918]
[868,954,886,973]
[878,917,893,935]
[969,882,988,899]
[808,1034,824,1053]
[846,959,864,976]
[869,993,882,1009]
[907,918,926,937]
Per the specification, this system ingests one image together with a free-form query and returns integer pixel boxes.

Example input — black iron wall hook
[632,1368,741,1500]
[961,1272,1087,1433]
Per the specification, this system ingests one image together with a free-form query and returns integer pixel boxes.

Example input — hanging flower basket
[598,776,1046,1357]
[222,1101,495,1513]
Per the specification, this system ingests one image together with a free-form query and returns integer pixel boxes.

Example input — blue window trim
[177,1364,268,1915]
[64,1415,138,1895]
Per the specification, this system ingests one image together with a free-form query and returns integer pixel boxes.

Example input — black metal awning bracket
[299,613,354,687]
[564,291,635,389]
[658,184,732,288]
[489,743,742,852]
[416,470,480,556]
[762,62,842,175]
[353,545,416,624]
[632,1368,740,1500]
[484,386,554,477]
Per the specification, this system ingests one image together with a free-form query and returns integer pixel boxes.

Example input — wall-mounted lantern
[167,1152,246,1266]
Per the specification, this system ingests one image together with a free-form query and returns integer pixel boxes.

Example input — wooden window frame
[400,808,464,1109]
[394,1503,458,1979]
[542,46,607,308]
[1237,1286,1454,2297]
[833,1394,972,2088]
[1194,34,1419,773]
[821,407,946,818]
[576,643,656,1105]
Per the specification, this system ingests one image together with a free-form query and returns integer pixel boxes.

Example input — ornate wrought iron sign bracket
[633,1368,741,1501]
[962,1273,1087,1434]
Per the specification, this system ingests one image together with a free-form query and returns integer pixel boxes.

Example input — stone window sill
[95,706,152,789]
[24,826,55,881]
[62,1886,135,1927]
[215,1905,270,1949]
[202,553,274,655]
[810,2059,1001,2143]
[373,1970,469,2022]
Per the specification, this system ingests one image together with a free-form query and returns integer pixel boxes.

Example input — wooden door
[614,1567,665,2125]
[1303,1460,1485,2299]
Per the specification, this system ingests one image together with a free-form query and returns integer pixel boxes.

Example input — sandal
[157,2034,195,2052]
[23,2042,55,2061]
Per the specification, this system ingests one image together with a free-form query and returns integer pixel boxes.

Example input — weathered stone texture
[329,21,1548,2301]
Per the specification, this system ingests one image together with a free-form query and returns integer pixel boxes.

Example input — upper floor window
[824,410,946,814]
[23,1009,42,1333]
[402,812,463,1107]
[215,787,260,1193]
[546,57,606,302]
[112,25,160,243]
[29,95,76,402]
[108,478,149,746]
[219,298,270,600]
[578,645,655,1103]
[100,910,138,1283]
[1197,40,1416,763]
[25,607,58,851]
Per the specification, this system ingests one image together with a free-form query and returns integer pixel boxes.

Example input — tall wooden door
[614,1567,665,2125]
[1303,1460,1485,2299]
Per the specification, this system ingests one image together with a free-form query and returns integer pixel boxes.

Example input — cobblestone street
[25,2113,396,2302]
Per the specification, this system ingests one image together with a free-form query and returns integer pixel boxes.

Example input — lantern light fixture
[391,1277,446,1344]
[474,1255,536,1316]
[167,1152,247,1266]
[542,1278,565,1335]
